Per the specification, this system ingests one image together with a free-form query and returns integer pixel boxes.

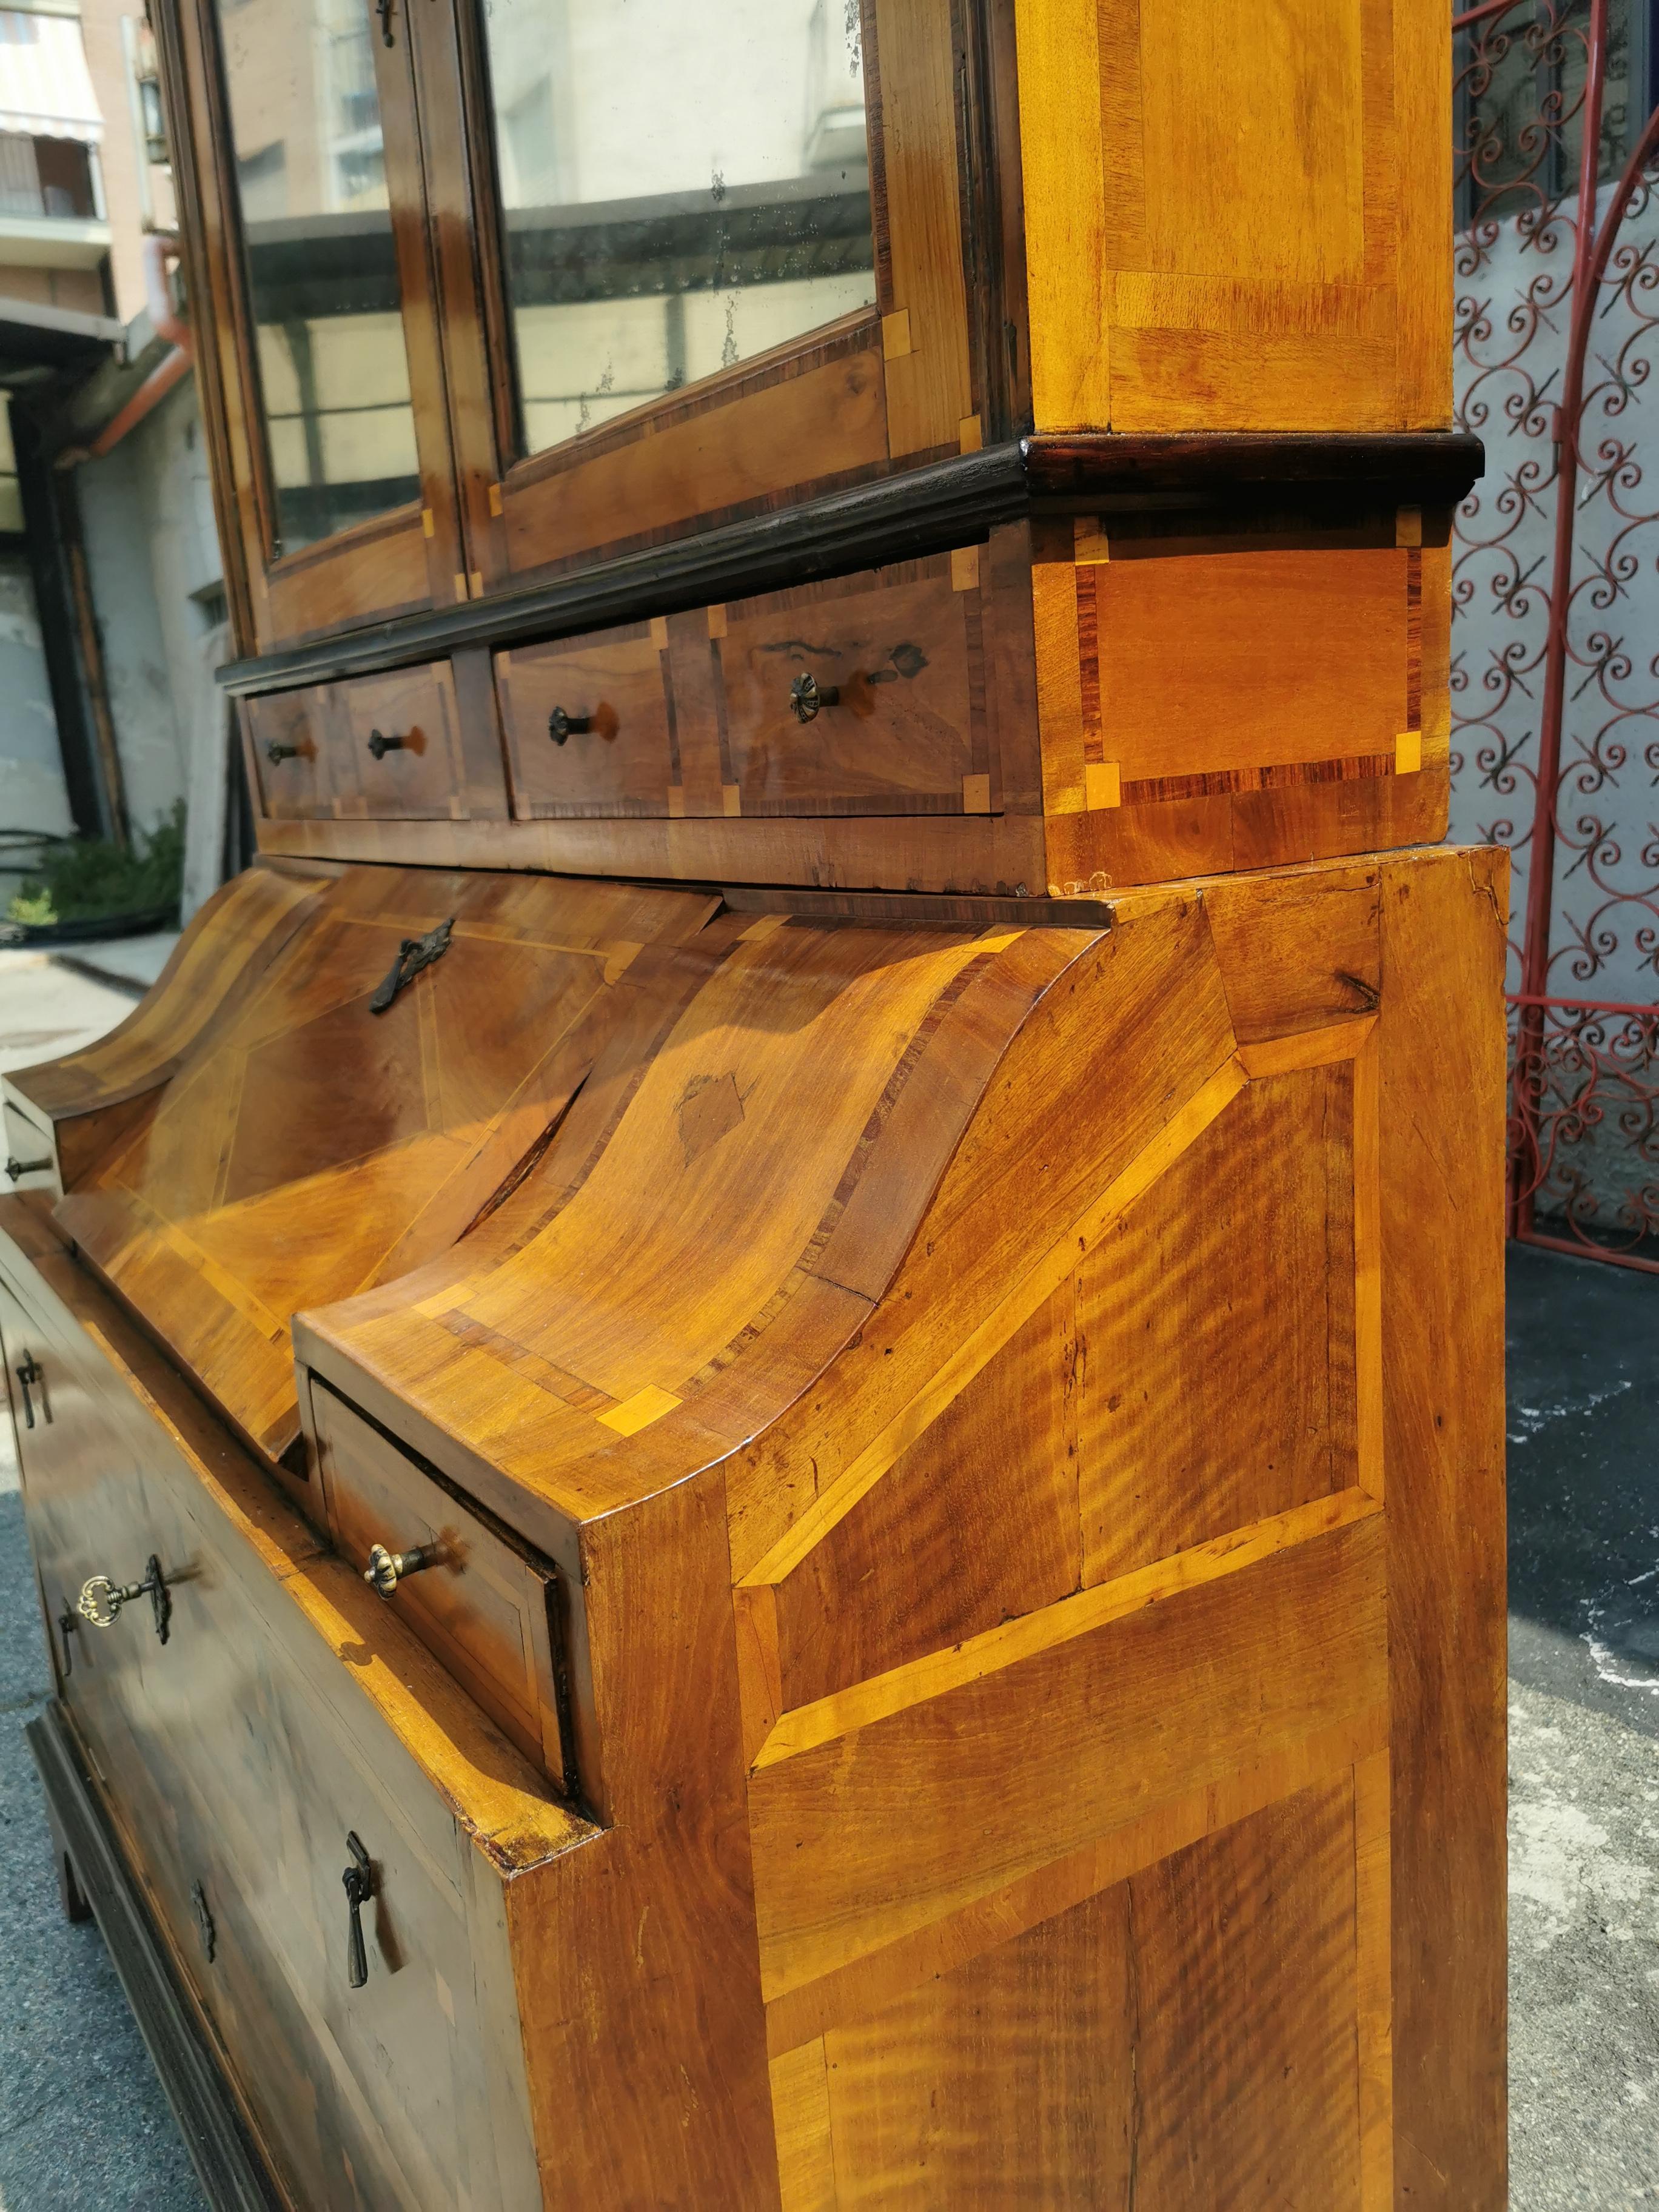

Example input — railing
[1453,0,1659,1268]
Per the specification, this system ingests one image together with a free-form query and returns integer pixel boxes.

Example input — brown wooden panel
[813,1775,1366,2210]
[498,626,675,820]
[771,1285,1081,1714]
[1078,1065,1358,1586]
[873,0,975,455]
[247,687,333,821]
[1126,1780,1364,2210]
[722,561,987,817]
[748,1512,1385,1999]
[312,1384,566,1787]
[1085,546,1410,787]
[55,868,719,1460]
[1378,846,1509,2207]
[1016,0,1447,435]
[500,332,890,583]
[822,1883,1133,2207]
[255,804,1049,899]
[504,1472,783,2208]
[1200,864,1382,1043]
[5,863,330,1187]
[0,1235,566,2211]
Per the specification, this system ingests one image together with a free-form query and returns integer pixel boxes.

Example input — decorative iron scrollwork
[369,917,454,1015]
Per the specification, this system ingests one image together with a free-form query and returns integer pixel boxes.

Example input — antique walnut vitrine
[2,2,1506,2207]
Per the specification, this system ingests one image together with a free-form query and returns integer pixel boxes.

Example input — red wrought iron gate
[1453,0,1659,1268]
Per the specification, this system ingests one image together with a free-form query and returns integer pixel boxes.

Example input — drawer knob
[789,672,840,723]
[367,728,407,760]
[342,1832,375,1988]
[14,1352,46,1428]
[77,1553,172,1644]
[264,741,301,765]
[5,1156,51,1184]
[548,706,592,745]
[364,1540,438,1597]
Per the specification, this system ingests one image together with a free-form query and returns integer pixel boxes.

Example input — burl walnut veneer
[3,0,1506,2204]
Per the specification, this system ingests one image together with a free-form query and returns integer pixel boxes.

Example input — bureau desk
[5,1,1507,2205]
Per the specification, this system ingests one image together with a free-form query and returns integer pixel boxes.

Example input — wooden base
[26,1702,283,2212]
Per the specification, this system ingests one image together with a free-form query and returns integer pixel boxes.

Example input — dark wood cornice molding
[218,431,1485,699]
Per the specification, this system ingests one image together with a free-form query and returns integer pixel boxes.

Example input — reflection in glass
[215,0,419,555]
[482,0,876,458]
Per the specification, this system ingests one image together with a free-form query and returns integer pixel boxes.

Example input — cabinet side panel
[1378,846,1508,2207]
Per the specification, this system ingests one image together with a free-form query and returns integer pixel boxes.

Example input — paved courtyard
[0,950,1651,2208]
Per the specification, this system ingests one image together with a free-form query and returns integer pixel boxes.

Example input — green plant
[5,803,185,927]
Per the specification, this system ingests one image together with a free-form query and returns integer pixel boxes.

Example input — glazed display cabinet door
[161,0,468,649]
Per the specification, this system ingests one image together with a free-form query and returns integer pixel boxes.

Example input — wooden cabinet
[19,4,1507,2207]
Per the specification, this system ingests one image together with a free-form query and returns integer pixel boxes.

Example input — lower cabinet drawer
[333,662,469,821]
[246,686,331,821]
[246,662,503,824]
[718,554,991,817]
[0,1251,554,2212]
[312,1381,570,1789]
[497,623,676,819]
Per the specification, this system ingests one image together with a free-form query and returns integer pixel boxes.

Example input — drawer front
[334,662,467,821]
[719,556,991,816]
[0,1264,535,2212]
[497,623,675,819]
[313,1383,569,1789]
[246,686,331,820]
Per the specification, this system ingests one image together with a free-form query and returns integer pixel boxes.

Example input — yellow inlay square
[707,604,728,639]
[599,1386,683,1438]
[1396,506,1423,549]
[1074,517,1111,565]
[951,545,980,592]
[649,615,669,649]
[722,783,742,816]
[958,414,984,453]
[1395,729,1423,776]
[469,570,484,598]
[882,308,913,361]
[1085,762,1122,810]
[488,481,503,518]
[420,506,435,538]
[453,572,468,604]
[962,772,991,814]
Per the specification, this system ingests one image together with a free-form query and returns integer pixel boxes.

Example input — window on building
[0,398,25,536]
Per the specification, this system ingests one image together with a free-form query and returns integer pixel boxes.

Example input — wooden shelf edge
[25,1703,284,2212]
[218,431,1484,700]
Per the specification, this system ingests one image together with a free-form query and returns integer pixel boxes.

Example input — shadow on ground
[1506,1241,1659,2212]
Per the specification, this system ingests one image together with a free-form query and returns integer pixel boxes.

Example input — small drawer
[497,623,675,819]
[334,662,467,820]
[246,686,331,820]
[719,555,991,817]
[312,1384,569,1789]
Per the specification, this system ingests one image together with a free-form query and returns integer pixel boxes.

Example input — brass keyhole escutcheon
[77,1555,172,1644]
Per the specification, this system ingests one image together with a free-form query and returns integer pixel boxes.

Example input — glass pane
[482,0,876,456]
[215,0,420,555]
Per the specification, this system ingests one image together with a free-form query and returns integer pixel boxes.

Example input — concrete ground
[0,948,1650,2207]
